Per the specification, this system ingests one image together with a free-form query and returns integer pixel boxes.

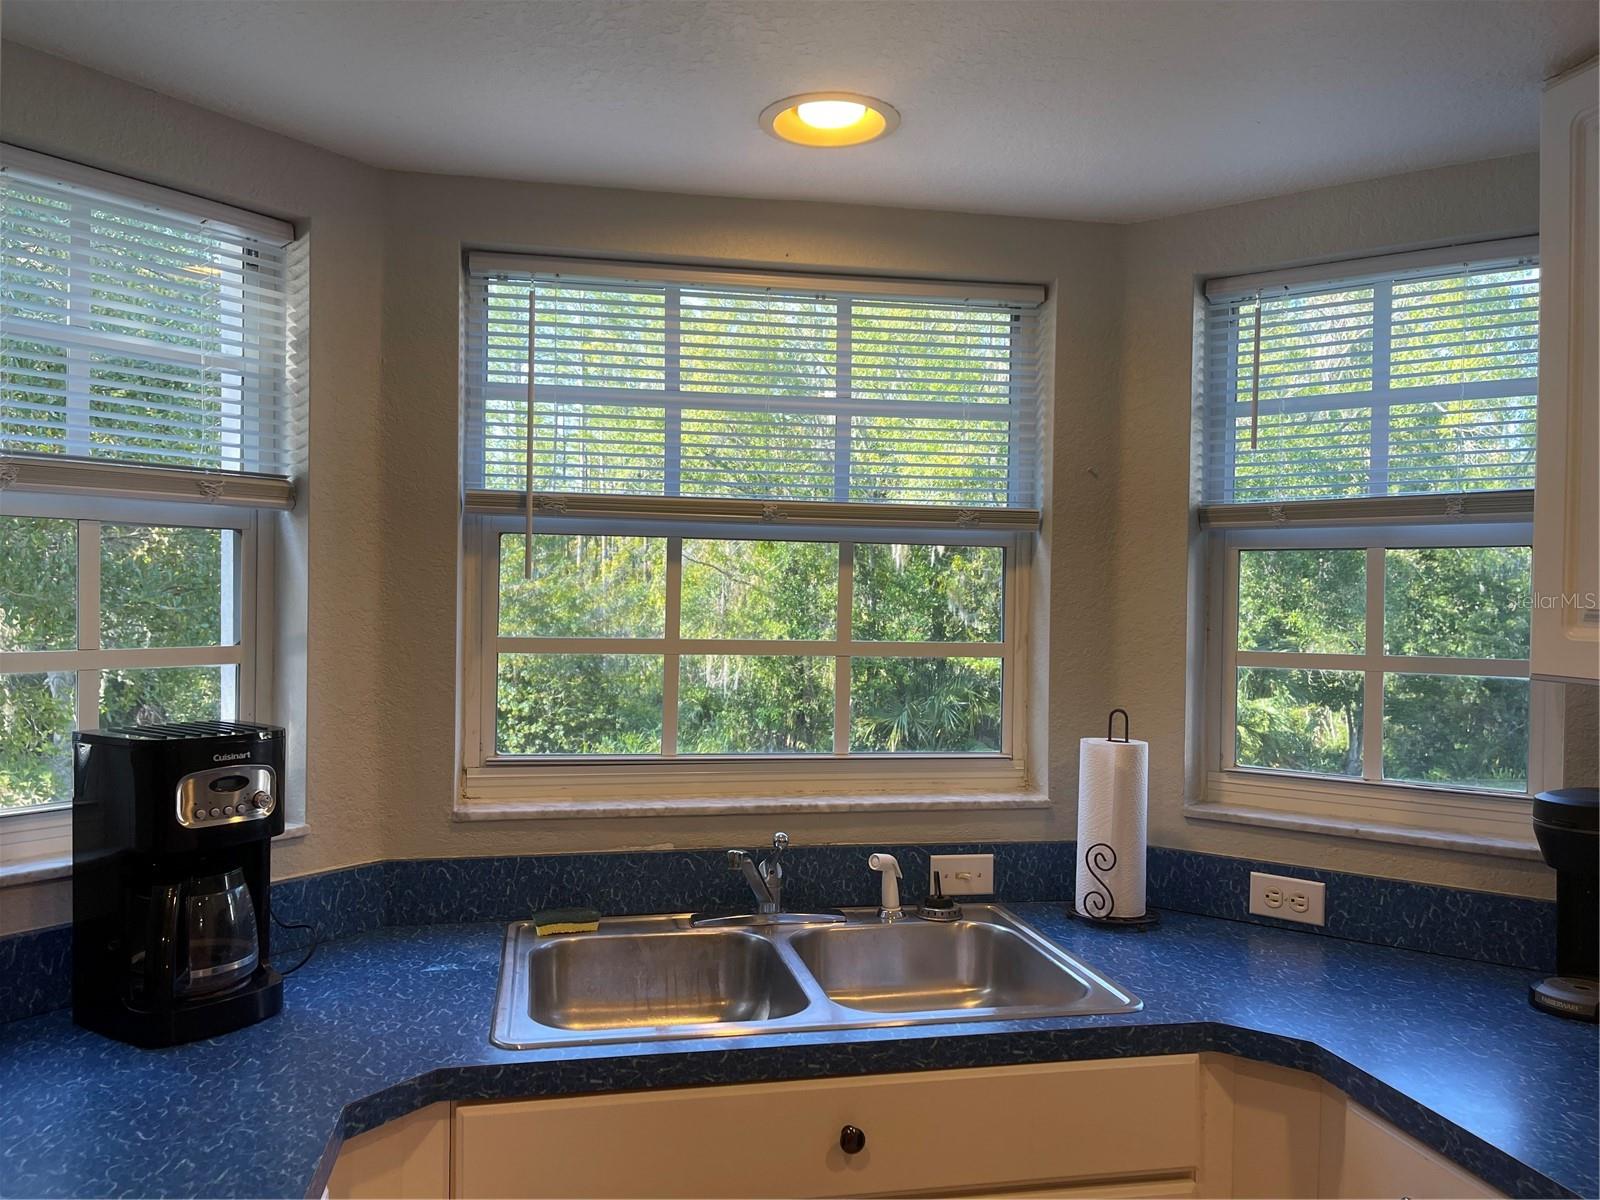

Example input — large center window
[459,255,1045,803]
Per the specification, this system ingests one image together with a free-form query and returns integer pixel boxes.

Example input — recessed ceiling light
[760,92,900,148]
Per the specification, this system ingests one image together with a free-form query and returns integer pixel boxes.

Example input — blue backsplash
[0,840,1555,1024]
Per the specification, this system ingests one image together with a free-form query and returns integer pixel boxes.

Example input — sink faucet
[869,852,905,922]
[728,831,789,915]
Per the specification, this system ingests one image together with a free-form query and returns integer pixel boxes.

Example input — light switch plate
[930,853,995,896]
[1248,871,1327,926]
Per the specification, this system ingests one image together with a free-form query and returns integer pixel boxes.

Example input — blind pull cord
[524,291,536,579]
[1248,293,1263,451]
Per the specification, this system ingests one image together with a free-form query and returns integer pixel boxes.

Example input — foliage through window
[1201,244,1538,504]
[462,258,1044,508]
[486,531,1010,759]
[1224,532,1533,794]
[0,507,254,811]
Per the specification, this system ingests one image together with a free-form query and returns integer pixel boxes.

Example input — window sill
[455,790,1049,822]
[0,821,310,889]
[1189,772,1540,859]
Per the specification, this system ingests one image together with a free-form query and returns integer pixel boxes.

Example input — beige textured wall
[1114,155,1556,898]
[0,43,1572,934]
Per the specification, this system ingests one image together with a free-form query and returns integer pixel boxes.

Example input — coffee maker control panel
[176,765,277,829]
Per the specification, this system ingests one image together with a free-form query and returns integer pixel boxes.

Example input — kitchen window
[0,146,293,870]
[459,255,1045,809]
[0,497,269,856]
[1195,238,1561,846]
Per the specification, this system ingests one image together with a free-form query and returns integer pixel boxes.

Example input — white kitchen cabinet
[326,1054,1503,1199]
[1202,1055,1501,1200]
[453,1057,1206,1199]
[1532,58,1600,684]
[326,1102,451,1200]
[1322,1100,1500,1200]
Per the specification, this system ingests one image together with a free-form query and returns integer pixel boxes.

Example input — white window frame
[0,492,273,869]
[1195,519,1562,852]
[458,512,1035,814]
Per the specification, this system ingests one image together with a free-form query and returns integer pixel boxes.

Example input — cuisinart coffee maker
[72,721,286,1047]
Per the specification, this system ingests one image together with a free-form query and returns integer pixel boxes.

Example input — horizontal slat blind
[1,148,293,478]
[1200,244,1538,507]
[463,258,1044,514]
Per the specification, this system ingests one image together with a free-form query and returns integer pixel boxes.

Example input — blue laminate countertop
[0,906,1593,1199]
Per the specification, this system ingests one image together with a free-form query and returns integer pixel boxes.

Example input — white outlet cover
[930,854,994,896]
[1248,871,1326,926]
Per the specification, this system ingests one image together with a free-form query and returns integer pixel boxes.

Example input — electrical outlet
[1248,871,1326,926]
[930,854,994,896]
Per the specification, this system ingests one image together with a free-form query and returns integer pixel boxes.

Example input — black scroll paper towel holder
[1070,709,1159,930]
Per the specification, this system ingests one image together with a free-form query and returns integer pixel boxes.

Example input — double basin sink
[491,904,1140,1050]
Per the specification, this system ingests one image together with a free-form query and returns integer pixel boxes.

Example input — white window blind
[463,254,1046,523]
[0,145,294,482]
[1200,239,1539,509]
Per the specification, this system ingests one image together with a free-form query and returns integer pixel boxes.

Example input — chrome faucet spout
[726,832,790,915]
[727,849,776,911]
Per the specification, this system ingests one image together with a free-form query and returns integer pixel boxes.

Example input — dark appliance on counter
[72,721,286,1047]
[1530,786,1598,1022]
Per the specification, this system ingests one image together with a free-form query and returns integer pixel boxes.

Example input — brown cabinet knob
[839,1125,866,1155]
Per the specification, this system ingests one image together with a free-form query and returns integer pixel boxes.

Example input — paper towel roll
[1075,736,1150,919]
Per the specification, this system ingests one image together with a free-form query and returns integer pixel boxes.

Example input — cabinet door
[327,1102,452,1200]
[1533,59,1600,683]
[1322,1102,1501,1199]
[453,1057,1202,1199]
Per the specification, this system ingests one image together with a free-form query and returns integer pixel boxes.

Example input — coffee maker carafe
[73,721,286,1047]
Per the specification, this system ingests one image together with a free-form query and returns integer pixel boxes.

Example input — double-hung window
[460,254,1046,807]
[0,146,294,866]
[1197,238,1558,843]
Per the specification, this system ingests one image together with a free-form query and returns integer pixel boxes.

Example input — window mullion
[834,300,852,503]
[1221,303,1241,505]
[835,541,853,756]
[1362,544,1385,782]
[1369,282,1393,496]
[1221,537,1241,769]
[662,537,682,756]
[65,200,93,458]
[77,518,102,731]
[480,521,500,764]
[664,285,682,497]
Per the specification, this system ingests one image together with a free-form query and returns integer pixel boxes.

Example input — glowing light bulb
[795,100,868,129]
[760,94,898,147]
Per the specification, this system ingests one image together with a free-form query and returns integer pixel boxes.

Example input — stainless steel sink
[527,929,810,1030]
[492,905,1139,1050]
[788,920,1092,1014]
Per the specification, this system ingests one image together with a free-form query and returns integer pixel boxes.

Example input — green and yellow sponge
[531,907,601,935]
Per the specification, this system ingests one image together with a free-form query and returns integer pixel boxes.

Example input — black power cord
[270,909,319,977]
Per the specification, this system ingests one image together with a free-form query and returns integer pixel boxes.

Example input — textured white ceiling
[2,0,1594,222]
